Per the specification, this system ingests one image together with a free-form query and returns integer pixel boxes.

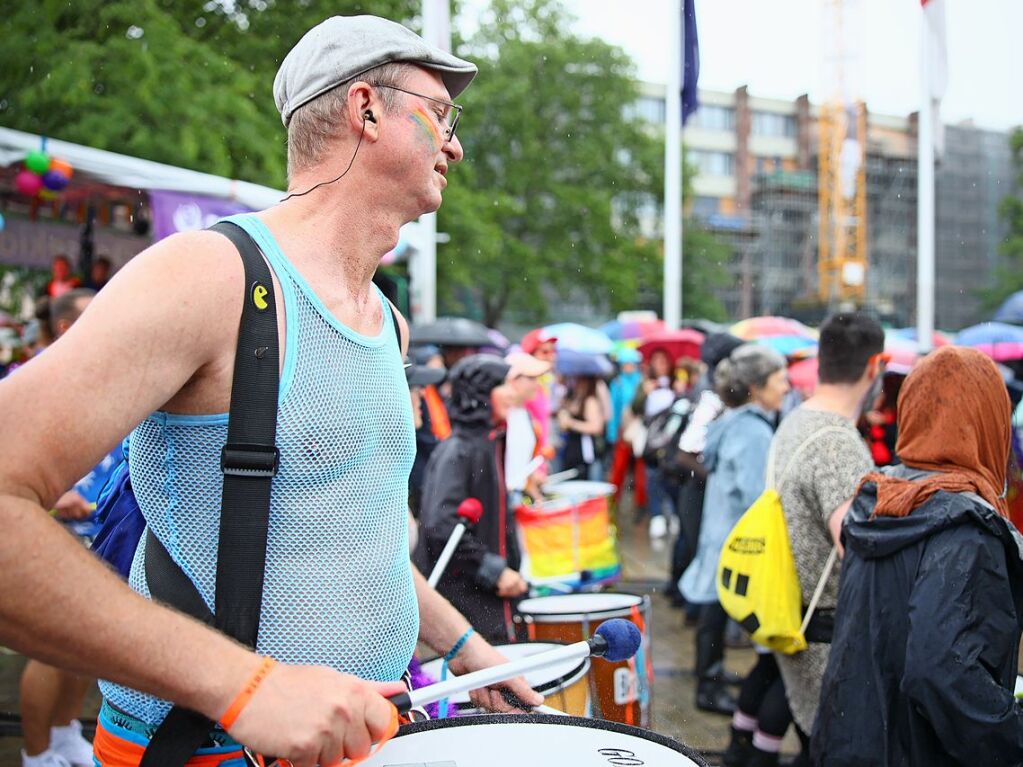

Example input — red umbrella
[637,329,704,362]
[787,358,819,397]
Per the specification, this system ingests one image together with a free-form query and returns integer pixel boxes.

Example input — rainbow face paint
[409,107,444,150]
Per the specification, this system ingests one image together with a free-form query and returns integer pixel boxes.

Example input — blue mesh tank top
[100,214,418,725]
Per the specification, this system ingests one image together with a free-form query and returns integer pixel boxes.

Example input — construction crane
[817,0,869,305]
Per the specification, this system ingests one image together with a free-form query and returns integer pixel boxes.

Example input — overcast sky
[460,0,1022,131]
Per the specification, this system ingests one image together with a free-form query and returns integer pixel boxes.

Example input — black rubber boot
[722,727,754,767]
[746,747,780,767]
[695,677,738,715]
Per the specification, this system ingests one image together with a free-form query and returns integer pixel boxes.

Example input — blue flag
[682,0,700,124]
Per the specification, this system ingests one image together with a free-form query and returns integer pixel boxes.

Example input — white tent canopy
[0,126,283,210]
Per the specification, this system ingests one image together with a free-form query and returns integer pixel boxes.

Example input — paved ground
[0,501,799,765]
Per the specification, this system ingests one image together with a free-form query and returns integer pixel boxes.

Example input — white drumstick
[389,620,641,714]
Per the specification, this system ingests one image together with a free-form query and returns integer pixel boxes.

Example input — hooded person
[414,354,529,642]
[812,346,1023,766]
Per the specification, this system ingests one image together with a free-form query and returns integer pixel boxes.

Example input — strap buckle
[220,443,280,478]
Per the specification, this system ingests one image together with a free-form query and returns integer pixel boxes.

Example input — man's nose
[445,134,464,163]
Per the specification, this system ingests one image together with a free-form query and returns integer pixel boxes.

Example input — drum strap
[140,221,281,766]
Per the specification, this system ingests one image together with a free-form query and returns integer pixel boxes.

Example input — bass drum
[362,714,708,767]
[419,642,590,716]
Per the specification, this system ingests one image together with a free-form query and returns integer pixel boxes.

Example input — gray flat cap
[274,15,478,127]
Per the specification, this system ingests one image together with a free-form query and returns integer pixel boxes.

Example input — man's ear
[346,81,379,136]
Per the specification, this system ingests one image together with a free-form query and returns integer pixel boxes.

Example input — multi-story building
[634,83,1016,329]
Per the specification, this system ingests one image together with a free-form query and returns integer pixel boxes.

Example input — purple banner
[149,190,250,241]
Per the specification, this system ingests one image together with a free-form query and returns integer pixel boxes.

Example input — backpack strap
[767,424,852,491]
[141,220,280,766]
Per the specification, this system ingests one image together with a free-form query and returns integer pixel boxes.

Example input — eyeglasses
[371,83,463,141]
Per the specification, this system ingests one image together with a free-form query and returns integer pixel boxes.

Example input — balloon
[15,170,43,196]
[24,151,50,174]
[0,213,5,232]
[38,189,58,201]
[42,169,69,191]
[49,158,73,179]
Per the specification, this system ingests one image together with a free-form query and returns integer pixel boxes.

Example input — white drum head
[363,715,706,766]
[518,592,644,618]
[543,480,617,498]
[419,643,588,704]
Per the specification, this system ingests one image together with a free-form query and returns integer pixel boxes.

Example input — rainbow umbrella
[731,316,818,341]
[600,318,666,341]
[755,335,818,357]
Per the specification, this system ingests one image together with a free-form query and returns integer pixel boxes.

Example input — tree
[438,0,664,326]
[438,0,728,326]
[0,0,418,188]
[983,128,1023,309]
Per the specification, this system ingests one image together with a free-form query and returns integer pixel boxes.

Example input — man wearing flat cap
[0,15,540,767]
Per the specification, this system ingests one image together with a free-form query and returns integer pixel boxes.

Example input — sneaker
[49,720,94,767]
[649,515,668,539]
[21,750,72,767]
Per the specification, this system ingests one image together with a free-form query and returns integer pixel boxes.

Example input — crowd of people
[1,12,1022,767]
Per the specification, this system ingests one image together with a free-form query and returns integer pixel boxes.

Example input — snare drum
[362,714,707,766]
[515,592,653,727]
[419,642,591,716]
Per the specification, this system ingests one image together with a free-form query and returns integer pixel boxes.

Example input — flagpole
[664,0,683,331]
[416,0,450,324]
[916,4,935,354]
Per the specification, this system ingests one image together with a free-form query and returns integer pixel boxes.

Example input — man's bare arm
[828,498,854,557]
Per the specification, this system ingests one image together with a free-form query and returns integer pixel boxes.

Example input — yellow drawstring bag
[717,426,846,655]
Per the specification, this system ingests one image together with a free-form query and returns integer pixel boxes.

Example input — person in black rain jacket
[812,347,1023,766]
[414,354,528,642]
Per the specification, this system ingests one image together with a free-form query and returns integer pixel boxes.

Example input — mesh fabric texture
[100,214,418,725]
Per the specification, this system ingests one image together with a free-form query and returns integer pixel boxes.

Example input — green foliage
[438,0,664,326]
[982,127,1023,309]
[0,0,419,188]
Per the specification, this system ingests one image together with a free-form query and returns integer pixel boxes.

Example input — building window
[690,105,735,131]
[690,150,735,177]
[690,196,720,219]
[752,111,797,137]
[625,95,666,125]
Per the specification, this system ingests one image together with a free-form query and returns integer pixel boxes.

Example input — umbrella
[637,329,704,362]
[787,358,819,397]
[755,335,818,357]
[888,327,952,348]
[555,349,614,378]
[956,322,1023,362]
[731,316,817,341]
[993,291,1023,325]
[883,335,924,375]
[411,317,492,348]
[485,328,511,351]
[600,318,665,341]
[543,322,615,355]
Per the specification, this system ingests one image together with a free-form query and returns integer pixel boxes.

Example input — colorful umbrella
[555,349,615,378]
[731,316,818,341]
[755,335,818,357]
[887,327,952,348]
[883,335,924,375]
[543,322,615,355]
[956,322,1023,362]
[637,328,704,362]
[600,318,666,341]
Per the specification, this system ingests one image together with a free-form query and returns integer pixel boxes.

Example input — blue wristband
[443,628,476,663]
[438,627,475,718]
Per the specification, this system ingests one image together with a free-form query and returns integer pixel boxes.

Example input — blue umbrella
[555,349,614,378]
[544,322,615,355]
[956,322,1023,347]
[993,291,1023,325]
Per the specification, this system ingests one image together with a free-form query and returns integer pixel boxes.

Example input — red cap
[456,497,484,524]
[520,328,557,355]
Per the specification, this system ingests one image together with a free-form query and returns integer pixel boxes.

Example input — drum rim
[516,592,648,622]
[419,643,591,698]
[389,714,709,765]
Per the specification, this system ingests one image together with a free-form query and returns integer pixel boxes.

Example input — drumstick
[389,619,641,715]
[426,498,484,588]
[543,468,580,485]
[498,689,568,716]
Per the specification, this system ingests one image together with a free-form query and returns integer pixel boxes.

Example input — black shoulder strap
[386,297,403,355]
[141,220,280,766]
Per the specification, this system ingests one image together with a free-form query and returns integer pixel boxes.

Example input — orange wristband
[219,656,278,731]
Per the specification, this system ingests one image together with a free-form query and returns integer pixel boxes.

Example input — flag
[921,0,948,155]
[681,0,700,124]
